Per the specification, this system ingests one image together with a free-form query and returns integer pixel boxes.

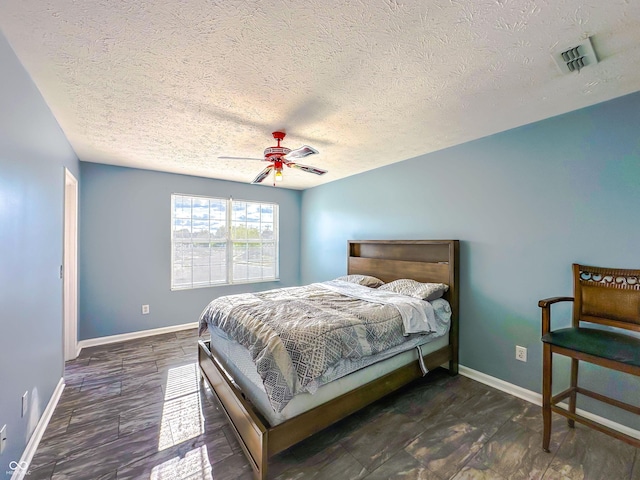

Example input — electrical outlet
[0,424,7,454]
[22,391,28,417]
[515,345,527,362]
[142,304,150,315]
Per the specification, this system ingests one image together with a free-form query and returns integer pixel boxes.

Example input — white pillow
[334,274,385,288]
[378,279,448,301]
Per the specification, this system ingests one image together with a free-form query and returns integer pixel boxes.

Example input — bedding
[207,317,450,425]
[199,280,448,412]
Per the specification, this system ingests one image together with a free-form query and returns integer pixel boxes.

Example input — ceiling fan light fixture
[275,169,283,181]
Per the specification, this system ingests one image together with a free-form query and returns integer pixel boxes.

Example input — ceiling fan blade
[252,165,273,184]
[283,145,318,161]
[289,163,327,176]
[218,156,265,161]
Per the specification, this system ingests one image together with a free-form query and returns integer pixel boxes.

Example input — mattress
[200,280,449,412]
[207,298,452,426]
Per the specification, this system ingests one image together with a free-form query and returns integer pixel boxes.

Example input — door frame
[63,168,78,361]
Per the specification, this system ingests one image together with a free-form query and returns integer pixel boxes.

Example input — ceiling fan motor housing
[264,146,291,159]
[264,131,289,160]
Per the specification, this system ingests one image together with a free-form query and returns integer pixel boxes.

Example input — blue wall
[2,21,639,467]
[301,91,640,428]
[79,162,302,340]
[0,32,79,470]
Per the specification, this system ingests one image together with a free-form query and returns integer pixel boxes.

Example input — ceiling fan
[219,131,327,185]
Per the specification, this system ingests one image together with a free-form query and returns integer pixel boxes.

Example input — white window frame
[171,194,279,290]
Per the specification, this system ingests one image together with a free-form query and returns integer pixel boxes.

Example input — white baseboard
[459,365,541,405]
[459,365,640,441]
[12,378,65,480]
[77,321,198,353]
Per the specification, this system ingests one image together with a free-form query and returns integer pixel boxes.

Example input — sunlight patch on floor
[158,363,205,451]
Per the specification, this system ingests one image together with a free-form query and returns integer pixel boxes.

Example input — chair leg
[568,358,579,428]
[542,344,552,453]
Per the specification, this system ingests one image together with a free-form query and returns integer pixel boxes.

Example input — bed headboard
[348,239,460,371]
[348,237,457,280]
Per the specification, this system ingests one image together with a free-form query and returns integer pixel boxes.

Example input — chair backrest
[573,263,640,332]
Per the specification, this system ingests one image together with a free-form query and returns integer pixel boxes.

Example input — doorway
[63,168,78,361]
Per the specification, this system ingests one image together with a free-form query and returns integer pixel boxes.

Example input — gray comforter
[199,280,439,412]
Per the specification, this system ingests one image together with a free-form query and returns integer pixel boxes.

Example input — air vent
[553,37,598,74]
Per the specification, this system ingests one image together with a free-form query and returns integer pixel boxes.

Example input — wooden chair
[539,264,640,452]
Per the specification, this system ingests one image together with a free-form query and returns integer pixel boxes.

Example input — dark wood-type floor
[27,329,640,479]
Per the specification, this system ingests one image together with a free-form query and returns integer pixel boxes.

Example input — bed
[197,239,459,479]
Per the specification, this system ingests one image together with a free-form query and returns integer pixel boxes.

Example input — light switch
[22,391,28,417]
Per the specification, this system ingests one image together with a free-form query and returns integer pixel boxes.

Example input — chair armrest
[539,297,574,335]
[538,297,574,308]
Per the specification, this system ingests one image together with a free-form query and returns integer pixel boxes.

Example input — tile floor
[25,328,640,479]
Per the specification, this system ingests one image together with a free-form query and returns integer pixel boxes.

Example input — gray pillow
[378,279,448,301]
[335,274,385,288]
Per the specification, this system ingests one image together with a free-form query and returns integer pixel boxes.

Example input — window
[171,194,279,290]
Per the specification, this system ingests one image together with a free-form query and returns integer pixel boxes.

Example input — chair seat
[542,327,640,368]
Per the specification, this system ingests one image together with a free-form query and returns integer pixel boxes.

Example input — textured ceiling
[1,1,639,190]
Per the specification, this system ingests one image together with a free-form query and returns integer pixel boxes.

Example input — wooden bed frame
[198,239,459,479]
